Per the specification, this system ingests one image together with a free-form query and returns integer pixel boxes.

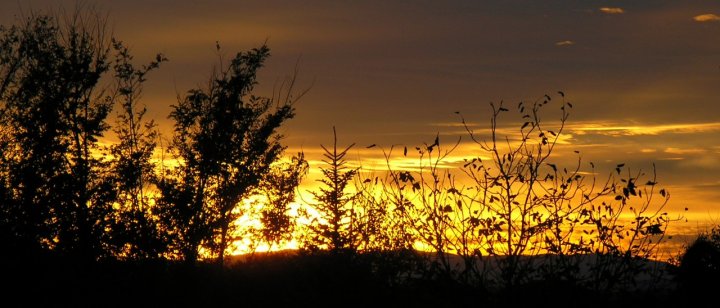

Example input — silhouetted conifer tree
[306,127,360,252]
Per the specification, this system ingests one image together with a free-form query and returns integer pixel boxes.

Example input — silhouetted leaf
[547,163,557,172]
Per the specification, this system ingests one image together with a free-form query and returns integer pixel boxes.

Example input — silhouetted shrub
[677,226,720,294]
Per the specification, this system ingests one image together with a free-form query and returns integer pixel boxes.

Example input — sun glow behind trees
[214,95,685,263]
[0,8,700,271]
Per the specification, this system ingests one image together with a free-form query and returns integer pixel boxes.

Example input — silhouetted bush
[677,226,720,295]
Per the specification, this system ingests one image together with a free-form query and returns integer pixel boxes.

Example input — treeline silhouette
[0,9,717,306]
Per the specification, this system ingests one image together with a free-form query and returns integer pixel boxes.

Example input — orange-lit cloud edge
[693,13,720,22]
[599,7,625,14]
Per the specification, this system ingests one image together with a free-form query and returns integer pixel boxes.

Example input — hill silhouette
[1,246,688,307]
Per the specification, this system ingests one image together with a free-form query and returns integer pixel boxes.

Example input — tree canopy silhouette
[157,44,304,265]
[107,40,167,259]
[0,10,144,259]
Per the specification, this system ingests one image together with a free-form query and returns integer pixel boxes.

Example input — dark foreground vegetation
[2,245,719,307]
[1,7,719,307]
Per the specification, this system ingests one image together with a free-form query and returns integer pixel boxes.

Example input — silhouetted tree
[157,44,301,265]
[107,40,167,259]
[306,127,360,252]
[0,10,123,259]
[258,153,308,250]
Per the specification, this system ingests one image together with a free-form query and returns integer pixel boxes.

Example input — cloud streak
[693,13,720,22]
[664,147,707,155]
[599,7,625,14]
[555,40,575,46]
[571,122,720,136]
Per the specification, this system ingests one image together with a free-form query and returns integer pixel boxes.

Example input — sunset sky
[2,0,719,237]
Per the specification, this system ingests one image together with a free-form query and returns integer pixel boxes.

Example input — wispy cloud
[555,40,575,46]
[599,7,625,14]
[693,13,720,22]
[664,147,707,155]
[571,122,720,136]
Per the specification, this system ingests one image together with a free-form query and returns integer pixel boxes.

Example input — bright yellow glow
[93,125,719,258]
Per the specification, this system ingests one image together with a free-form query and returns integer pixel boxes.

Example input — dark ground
[1,247,715,307]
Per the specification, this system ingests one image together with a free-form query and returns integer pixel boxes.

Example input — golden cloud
[599,7,625,14]
[693,13,720,22]
[555,40,575,46]
[571,122,720,136]
[664,147,707,155]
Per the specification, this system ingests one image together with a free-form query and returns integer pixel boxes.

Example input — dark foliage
[676,226,720,298]
[156,43,301,265]
[107,39,167,260]
[0,10,118,260]
[0,248,683,307]
[258,153,308,248]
